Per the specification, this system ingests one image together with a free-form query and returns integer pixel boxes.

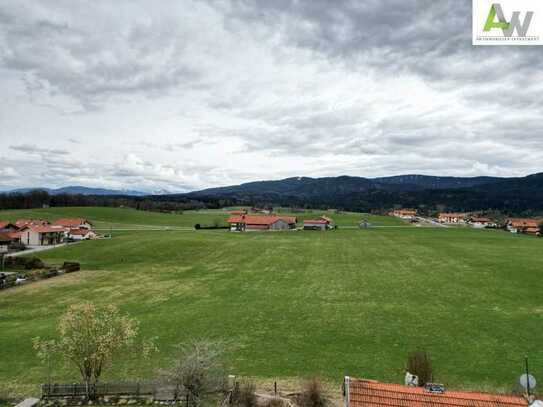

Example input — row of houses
[437,213,542,235]
[0,218,95,252]
[390,209,541,235]
[226,213,334,231]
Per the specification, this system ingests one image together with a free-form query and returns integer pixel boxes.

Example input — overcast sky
[0,0,542,193]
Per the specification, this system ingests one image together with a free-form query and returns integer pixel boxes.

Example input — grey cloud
[10,144,69,155]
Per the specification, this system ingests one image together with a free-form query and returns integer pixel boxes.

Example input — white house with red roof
[18,225,65,246]
[67,228,97,240]
[303,216,334,230]
[227,215,297,231]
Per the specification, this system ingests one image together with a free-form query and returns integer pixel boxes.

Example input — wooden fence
[41,382,157,398]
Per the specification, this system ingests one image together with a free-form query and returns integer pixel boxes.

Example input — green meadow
[0,208,542,396]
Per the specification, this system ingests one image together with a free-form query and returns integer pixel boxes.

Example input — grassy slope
[0,208,541,395]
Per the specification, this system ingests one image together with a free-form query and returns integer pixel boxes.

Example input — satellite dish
[520,373,537,390]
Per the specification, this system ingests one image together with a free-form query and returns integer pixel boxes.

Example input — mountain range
[4,172,543,213]
[187,173,543,214]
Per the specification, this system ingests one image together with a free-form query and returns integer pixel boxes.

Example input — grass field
[0,207,542,397]
[0,207,406,229]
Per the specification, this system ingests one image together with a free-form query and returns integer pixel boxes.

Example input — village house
[469,216,495,229]
[52,218,93,230]
[303,216,334,230]
[18,225,65,246]
[390,209,417,220]
[227,215,297,231]
[438,212,467,224]
[67,228,97,240]
[344,377,527,407]
[505,218,541,235]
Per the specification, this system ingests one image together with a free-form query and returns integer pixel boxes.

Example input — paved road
[4,243,76,257]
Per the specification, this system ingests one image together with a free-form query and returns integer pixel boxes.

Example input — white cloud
[0,0,541,192]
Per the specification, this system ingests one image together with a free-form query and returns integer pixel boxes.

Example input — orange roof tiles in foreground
[346,378,527,407]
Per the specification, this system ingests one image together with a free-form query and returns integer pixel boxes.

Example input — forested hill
[2,173,543,215]
[186,173,543,214]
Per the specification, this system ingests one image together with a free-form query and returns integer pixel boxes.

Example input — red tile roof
[227,215,296,225]
[52,218,90,227]
[69,228,93,236]
[0,232,13,242]
[348,379,526,407]
[0,221,17,229]
[393,209,417,216]
[15,219,49,227]
[21,225,65,234]
[7,231,21,239]
[439,213,466,218]
[507,218,540,228]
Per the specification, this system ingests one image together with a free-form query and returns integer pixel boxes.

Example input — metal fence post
[344,376,350,407]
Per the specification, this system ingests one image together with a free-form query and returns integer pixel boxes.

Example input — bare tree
[160,339,227,406]
[406,351,433,386]
[297,377,329,407]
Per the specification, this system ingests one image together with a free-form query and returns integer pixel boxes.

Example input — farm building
[506,218,541,235]
[469,217,495,228]
[438,213,466,224]
[303,216,334,230]
[67,228,97,240]
[390,209,417,220]
[18,225,65,246]
[52,218,93,229]
[227,215,297,231]
[344,377,527,407]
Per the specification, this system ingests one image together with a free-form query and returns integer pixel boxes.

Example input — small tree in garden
[406,351,433,386]
[34,303,139,398]
[32,338,57,385]
[160,339,227,406]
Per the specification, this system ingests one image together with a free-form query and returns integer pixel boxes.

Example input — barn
[227,215,297,231]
